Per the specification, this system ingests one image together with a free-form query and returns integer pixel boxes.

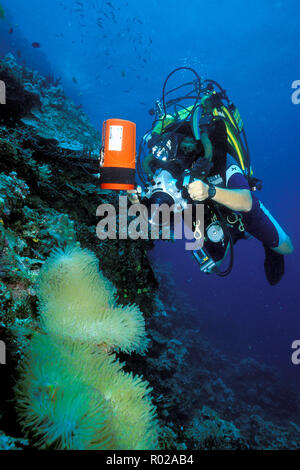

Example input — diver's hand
[127,189,140,204]
[188,180,209,201]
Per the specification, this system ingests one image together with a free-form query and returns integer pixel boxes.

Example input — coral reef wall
[0,54,159,449]
[0,53,157,316]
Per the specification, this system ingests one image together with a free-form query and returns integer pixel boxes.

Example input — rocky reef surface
[0,54,299,450]
[127,267,300,450]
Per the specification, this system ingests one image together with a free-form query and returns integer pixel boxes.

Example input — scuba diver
[130,67,293,285]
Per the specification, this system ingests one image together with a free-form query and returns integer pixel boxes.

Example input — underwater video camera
[141,154,213,213]
[141,169,188,214]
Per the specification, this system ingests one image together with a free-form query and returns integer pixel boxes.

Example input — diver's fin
[263,245,285,286]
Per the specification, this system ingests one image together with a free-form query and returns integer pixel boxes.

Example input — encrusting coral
[15,246,158,450]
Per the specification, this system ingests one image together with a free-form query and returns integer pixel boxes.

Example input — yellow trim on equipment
[225,124,245,171]
[212,108,246,171]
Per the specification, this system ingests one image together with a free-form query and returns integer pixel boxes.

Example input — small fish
[9,27,13,34]
[16,50,21,57]
[32,42,41,48]
[121,70,126,78]
[72,76,78,84]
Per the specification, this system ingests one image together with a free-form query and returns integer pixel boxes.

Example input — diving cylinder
[100,119,136,190]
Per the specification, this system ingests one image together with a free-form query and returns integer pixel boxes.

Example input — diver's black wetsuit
[206,120,288,283]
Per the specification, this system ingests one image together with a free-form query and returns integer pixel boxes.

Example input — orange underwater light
[100,118,136,190]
